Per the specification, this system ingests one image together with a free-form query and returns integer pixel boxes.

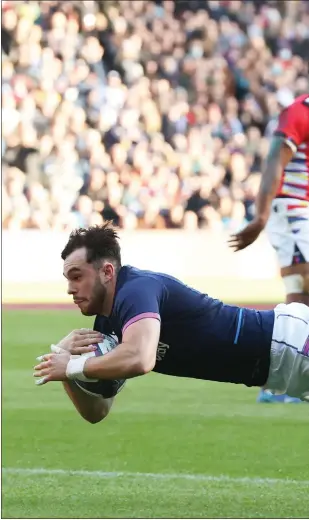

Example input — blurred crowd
[2,0,309,231]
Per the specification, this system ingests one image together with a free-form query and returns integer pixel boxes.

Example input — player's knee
[283,273,309,295]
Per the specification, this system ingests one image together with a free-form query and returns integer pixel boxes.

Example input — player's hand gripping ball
[74,334,126,398]
[34,334,126,398]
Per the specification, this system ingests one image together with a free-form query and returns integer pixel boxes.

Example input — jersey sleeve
[274,100,309,152]
[114,278,164,334]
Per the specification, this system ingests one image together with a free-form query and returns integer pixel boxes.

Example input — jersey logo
[156,342,170,362]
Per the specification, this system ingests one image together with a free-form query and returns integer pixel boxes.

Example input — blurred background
[2,0,309,303]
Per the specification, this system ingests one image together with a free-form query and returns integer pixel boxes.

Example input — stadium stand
[2,0,309,231]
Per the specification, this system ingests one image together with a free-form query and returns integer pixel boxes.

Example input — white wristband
[66,356,98,382]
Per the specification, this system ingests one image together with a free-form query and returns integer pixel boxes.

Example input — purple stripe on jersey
[288,216,309,223]
[303,335,309,356]
[122,313,161,334]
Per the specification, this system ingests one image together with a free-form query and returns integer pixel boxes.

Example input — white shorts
[266,198,309,268]
[265,302,309,401]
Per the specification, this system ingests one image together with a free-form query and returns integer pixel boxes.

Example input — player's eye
[72,275,82,281]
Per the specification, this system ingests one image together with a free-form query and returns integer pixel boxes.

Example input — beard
[82,276,107,316]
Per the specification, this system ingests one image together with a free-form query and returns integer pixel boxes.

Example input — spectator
[2,0,309,231]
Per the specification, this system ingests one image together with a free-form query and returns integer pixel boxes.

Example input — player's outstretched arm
[229,137,294,251]
[83,318,160,380]
[34,344,113,424]
[62,379,114,424]
[33,318,160,383]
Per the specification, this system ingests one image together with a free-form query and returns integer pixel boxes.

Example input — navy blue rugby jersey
[94,266,274,387]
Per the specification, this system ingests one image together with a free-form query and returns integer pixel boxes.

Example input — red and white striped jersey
[274,94,309,202]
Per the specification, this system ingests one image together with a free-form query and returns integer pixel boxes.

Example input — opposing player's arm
[62,380,114,424]
[83,318,161,380]
[256,99,309,222]
[229,101,308,251]
[254,136,294,225]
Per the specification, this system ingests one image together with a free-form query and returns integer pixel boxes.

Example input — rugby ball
[74,334,126,398]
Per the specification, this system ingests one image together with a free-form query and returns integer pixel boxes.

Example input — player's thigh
[282,215,309,269]
[267,201,309,267]
[266,207,292,267]
[267,206,309,302]
[268,302,309,400]
[280,215,309,302]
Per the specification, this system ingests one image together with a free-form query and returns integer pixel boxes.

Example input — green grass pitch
[2,310,309,519]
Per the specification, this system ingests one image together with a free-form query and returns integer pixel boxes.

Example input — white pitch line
[3,468,309,486]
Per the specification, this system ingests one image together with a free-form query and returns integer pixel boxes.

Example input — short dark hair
[61,222,121,268]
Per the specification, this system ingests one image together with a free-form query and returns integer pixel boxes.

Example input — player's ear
[100,261,115,282]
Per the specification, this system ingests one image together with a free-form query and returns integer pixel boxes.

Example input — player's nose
[67,283,77,295]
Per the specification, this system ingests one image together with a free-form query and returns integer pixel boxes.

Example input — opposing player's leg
[271,200,309,305]
[281,261,309,306]
[265,302,309,401]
